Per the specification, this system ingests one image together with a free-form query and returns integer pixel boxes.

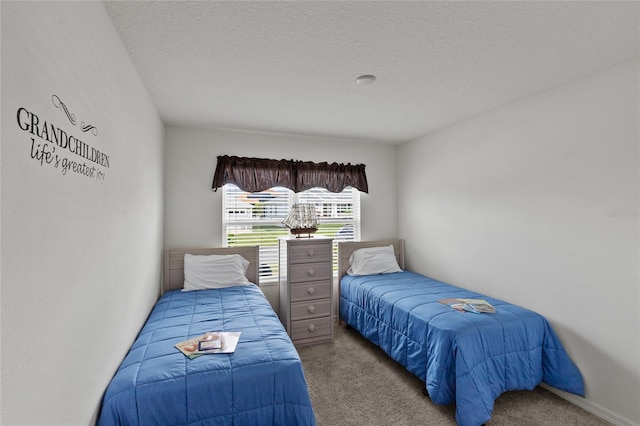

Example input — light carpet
[297,324,609,426]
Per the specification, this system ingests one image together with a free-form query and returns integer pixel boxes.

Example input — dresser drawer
[291,299,331,321]
[290,262,332,283]
[291,317,332,341]
[289,243,332,264]
[291,280,331,302]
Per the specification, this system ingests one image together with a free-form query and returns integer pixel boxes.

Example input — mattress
[98,284,316,426]
[340,271,584,426]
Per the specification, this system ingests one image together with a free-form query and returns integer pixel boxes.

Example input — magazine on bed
[439,298,496,314]
[175,332,242,359]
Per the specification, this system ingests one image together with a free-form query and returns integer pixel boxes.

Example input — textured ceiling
[103,1,639,144]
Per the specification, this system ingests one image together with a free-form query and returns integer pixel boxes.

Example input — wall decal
[51,94,76,125]
[51,94,99,136]
[16,94,110,183]
[80,122,98,136]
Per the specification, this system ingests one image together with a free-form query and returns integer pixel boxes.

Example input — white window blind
[222,184,360,284]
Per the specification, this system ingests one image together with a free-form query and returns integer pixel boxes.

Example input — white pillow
[183,254,252,291]
[347,245,402,276]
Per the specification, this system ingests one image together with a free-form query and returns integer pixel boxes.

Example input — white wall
[397,60,640,425]
[1,3,164,425]
[164,126,397,310]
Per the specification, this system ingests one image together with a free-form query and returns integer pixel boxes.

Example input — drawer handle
[307,269,315,276]
[308,250,315,257]
[307,287,315,295]
[308,324,316,332]
[308,305,315,313]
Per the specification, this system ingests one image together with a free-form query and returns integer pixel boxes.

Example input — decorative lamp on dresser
[279,235,333,346]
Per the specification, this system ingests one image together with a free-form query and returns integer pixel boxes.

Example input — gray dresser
[279,235,333,346]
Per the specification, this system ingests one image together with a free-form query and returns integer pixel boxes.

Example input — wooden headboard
[162,246,259,294]
[337,239,405,280]
[336,239,405,325]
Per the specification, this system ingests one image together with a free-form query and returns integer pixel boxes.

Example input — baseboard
[540,384,639,426]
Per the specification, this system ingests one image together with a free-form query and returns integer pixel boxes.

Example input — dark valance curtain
[212,155,368,193]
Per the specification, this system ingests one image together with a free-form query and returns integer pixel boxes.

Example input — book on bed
[175,331,242,359]
[439,298,496,314]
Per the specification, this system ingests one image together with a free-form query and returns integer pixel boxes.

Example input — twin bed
[99,241,584,426]
[337,240,585,426]
[98,246,316,426]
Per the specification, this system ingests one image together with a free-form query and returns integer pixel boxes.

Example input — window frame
[222,184,360,285]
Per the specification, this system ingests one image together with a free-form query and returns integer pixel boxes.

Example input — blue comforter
[98,284,316,426]
[340,271,584,426]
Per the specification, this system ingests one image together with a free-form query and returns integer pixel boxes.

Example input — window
[222,184,360,284]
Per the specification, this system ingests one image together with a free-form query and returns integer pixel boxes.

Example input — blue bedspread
[98,284,316,426]
[340,271,584,426]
